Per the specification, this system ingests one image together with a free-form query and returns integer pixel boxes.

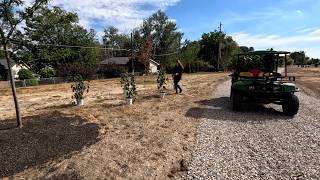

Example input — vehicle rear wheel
[231,90,241,111]
[282,94,299,116]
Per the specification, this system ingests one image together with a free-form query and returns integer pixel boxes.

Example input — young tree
[0,0,48,128]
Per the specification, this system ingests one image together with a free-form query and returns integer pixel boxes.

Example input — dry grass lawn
[288,67,320,98]
[0,72,227,179]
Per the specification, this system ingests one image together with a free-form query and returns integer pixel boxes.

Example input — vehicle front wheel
[282,94,299,116]
[231,90,241,111]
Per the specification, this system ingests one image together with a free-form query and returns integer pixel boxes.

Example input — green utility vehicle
[230,50,299,116]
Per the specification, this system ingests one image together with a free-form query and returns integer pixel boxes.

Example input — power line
[7,39,180,57]
[9,39,131,51]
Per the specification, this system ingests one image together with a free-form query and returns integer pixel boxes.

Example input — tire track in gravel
[185,80,320,180]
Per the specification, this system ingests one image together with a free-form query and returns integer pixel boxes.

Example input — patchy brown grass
[0,72,228,179]
[288,67,320,98]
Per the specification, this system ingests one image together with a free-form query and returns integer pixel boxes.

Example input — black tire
[282,94,299,116]
[231,90,241,111]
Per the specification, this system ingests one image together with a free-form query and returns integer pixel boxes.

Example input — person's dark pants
[174,78,182,93]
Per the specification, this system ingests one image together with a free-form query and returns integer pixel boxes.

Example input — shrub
[71,76,89,100]
[39,66,56,78]
[25,79,39,86]
[18,69,34,80]
[157,68,167,93]
[57,63,97,79]
[120,73,137,101]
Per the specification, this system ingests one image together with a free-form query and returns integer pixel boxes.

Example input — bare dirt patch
[0,73,227,179]
[288,67,320,98]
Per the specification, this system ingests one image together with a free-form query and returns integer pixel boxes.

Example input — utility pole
[131,32,134,75]
[217,22,223,71]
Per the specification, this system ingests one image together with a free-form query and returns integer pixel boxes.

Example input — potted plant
[71,76,89,106]
[120,73,129,100]
[157,68,167,98]
[120,73,137,105]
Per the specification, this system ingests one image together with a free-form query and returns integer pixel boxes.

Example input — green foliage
[105,26,130,47]
[25,79,39,86]
[290,51,306,65]
[120,73,137,101]
[198,31,238,69]
[21,6,100,71]
[71,76,89,100]
[18,69,34,80]
[157,69,167,93]
[39,66,56,78]
[139,10,183,67]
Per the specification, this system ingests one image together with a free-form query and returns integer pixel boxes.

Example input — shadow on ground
[0,111,100,178]
[186,97,293,122]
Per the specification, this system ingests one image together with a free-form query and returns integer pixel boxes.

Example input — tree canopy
[19,6,101,72]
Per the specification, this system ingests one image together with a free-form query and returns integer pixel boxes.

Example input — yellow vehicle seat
[239,72,253,77]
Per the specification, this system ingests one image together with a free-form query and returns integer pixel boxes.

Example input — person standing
[172,60,184,94]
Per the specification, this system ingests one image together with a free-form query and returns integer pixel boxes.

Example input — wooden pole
[4,46,22,128]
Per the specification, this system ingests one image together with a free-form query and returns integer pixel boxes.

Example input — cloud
[298,27,319,33]
[232,30,320,58]
[46,0,181,34]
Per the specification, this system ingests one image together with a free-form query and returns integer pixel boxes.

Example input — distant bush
[25,79,39,86]
[57,63,97,80]
[99,63,128,78]
[18,69,34,80]
[39,66,56,78]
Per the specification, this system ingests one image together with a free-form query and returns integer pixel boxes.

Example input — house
[149,59,160,74]
[0,58,29,80]
[100,57,130,67]
[100,57,159,74]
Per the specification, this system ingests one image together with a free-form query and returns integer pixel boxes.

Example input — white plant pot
[160,92,166,98]
[126,97,133,105]
[76,99,84,106]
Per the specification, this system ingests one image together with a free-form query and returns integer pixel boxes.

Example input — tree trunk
[4,45,22,128]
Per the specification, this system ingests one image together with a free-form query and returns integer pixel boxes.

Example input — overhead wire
[6,39,181,57]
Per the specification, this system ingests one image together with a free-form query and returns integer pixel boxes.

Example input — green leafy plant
[39,66,56,78]
[71,76,90,100]
[18,69,34,80]
[157,69,167,93]
[25,79,39,86]
[120,73,137,101]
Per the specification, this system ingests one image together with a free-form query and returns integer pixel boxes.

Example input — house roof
[150,59,160,66]
[100,57,130,65]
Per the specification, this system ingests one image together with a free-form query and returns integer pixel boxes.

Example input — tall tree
[140,10,183,68]
[0,0,48,128]
[181,40,201,73]
[198,31,238,70]
[290,51,306,65]
[137,36,153,75]
[21,6,100,72]
[102,26,130,57]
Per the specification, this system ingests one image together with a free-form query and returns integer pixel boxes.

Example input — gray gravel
[185,80,320,180]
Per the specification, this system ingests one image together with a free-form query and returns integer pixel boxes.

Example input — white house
[149,59,160,74]
[0,58,29,79]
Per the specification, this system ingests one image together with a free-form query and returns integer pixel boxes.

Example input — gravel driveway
[185,80,320,179]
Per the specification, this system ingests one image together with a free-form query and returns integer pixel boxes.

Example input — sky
[44,0,320,58]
